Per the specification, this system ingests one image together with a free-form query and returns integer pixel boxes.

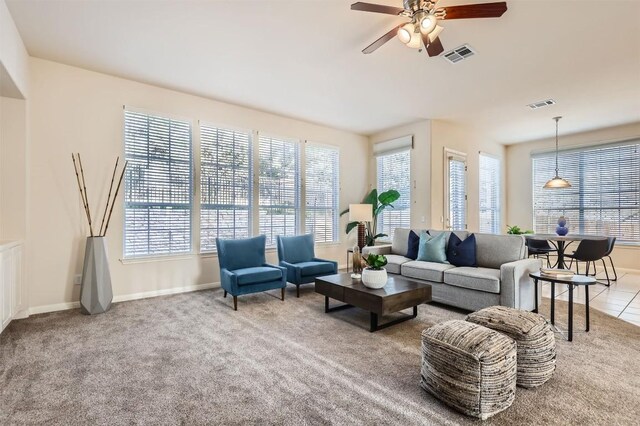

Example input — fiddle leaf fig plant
[340,188,401,246]
[364,254,387,270]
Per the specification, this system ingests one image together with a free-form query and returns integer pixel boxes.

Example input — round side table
[530,271,597,342]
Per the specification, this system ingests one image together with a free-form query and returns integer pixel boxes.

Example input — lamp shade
[543,176,572,189]
[349,204,373,222]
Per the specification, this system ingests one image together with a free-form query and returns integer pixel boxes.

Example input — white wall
[0,0,29,98]
[27,57,369,312]
[506,121,640,272]
[430,120,506,232]
[369,120,431,229]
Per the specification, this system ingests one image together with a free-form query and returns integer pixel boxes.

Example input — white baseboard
[27,282,220,316]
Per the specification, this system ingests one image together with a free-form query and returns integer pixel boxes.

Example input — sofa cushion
[235,266,282,285]
[446,233,477,267]
[444,267,501,294]
[417,231,448,263]
[296,261,336,277]
[402,261,456,283]
[384,254,413,274]
[406,230,420,260]
[475,233,526,269]
[427,230,469,249]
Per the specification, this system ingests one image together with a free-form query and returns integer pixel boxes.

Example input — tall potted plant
[341,189,400,246]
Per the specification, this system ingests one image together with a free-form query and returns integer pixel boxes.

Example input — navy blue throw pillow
[406,230,420,260]
[446,233,477,267]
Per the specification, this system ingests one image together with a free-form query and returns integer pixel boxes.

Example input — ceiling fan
[351,0,507,57]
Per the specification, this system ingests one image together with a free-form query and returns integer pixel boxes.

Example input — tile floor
[540,269,640,327]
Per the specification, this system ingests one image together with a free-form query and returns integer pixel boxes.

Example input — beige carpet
[1,286,639,425]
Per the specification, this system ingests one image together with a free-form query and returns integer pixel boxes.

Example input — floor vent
[527,99,556,109]
[443,44,475,64]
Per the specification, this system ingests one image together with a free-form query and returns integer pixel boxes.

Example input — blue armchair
[276,234,338,297]
[216,235,287,310]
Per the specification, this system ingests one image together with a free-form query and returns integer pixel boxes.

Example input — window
[124,110,193,257]
[532,141,640,243]
[479,153,501,234]
[445,150,467,231]
[200,124,252,251]
[376,150,411,239]
[305,143,339,243]
[258,135,300,246]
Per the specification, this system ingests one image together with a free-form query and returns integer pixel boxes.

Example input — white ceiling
[6,0,640,143]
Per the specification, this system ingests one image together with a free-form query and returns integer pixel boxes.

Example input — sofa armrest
[279,260,302,283]
[500,258,542,311]
[362,245,392,256]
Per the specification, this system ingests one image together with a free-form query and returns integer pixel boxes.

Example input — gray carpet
[1,286,639,425]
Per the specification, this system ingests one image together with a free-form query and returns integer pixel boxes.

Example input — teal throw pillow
[416,231,448,263]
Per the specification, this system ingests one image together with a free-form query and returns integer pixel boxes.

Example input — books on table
[540,268,575,280]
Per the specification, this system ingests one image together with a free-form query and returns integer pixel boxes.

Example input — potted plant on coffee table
[361,253,388,289]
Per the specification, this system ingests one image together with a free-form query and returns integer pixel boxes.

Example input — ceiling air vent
[527,99,556,110]
[443,44,475,64]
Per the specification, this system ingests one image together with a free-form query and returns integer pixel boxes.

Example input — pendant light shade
[543,116,572,189]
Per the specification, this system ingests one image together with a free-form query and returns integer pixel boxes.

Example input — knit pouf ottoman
[420,320,517,420]
[466,306,556,388]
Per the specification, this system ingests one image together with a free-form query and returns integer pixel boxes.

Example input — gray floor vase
[79,236,113,314]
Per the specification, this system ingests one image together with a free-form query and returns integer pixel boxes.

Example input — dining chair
[526,238,557,268]
[565,239,611,286]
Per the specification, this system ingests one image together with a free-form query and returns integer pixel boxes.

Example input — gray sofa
[363,228,541,312]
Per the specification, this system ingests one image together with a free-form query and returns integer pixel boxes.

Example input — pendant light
[543,116,572,189]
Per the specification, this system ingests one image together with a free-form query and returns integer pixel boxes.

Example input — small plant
[506,225,534,235]
[364,254,387,270]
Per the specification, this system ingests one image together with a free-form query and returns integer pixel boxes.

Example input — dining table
[524,234,607,270]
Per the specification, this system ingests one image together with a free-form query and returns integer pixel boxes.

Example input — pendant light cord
[554,116,561,176]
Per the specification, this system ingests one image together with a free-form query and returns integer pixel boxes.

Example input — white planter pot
[361,268,388,289]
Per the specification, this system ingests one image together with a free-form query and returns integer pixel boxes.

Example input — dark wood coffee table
[315,273,432,332]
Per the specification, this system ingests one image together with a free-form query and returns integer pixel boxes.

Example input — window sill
[198,241,342,258]
[120,254,195,264]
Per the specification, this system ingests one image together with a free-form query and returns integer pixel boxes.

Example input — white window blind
[479,153,501,234]
[124,110,193,257]
[258,135,300,246]
[200,124,252,251]
[376,150,411,239]
[532,141,640,243]
[305,144,339,243]
[447,154,467,230]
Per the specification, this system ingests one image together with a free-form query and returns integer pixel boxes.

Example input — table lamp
[349,204,373,249]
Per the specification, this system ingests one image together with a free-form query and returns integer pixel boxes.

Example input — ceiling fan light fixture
[397,24,413,44]
[407,29,422,49]
[420,14,438,34]
[428,25,443,43]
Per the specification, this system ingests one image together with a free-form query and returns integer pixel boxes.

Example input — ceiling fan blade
[426,37,444,57]
[362,25,402,54]
[437,2,507,20]
[351,2,405,16]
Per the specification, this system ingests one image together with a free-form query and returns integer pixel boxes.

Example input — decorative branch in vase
[71,153,127,315]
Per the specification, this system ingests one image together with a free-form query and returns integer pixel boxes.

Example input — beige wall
[430,120,506,232]
[369,120,431,228]
[27,57,369,312]
[0,0,29,98]
[506,121,640,272]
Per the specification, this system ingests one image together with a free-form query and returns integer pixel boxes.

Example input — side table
[529,271,597,342]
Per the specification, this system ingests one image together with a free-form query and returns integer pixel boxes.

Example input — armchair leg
[602,259,611,286]
[233,296,238,311]
[281,287,285,301]
[607,255,618,281]
[296,285,300,298]
[224,290,227,298]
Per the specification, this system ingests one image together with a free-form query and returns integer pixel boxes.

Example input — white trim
[123,105,194,123]
[444,147,468,231]
[26,282,219,316]
[119,253,195,264]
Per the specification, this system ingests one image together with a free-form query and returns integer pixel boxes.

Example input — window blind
[532,141,640,243]
[448,156,467,230]
[479,153,501,234]
[376,150,411,240]
[258,135,300,246]
[305,144,339,243]
[124,110,193,257]
[200,124,252,251]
